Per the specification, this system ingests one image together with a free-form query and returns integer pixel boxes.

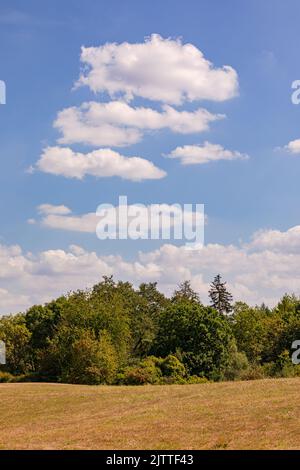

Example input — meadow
[1,378,300,450]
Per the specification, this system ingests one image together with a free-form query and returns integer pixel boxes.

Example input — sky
[1,0,300,313]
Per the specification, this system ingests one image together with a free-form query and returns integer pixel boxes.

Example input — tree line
[1,275,300,385]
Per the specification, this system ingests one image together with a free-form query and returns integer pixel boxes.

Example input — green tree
[152,302,234,379]
[172,280,200,303]
[131,282,168,357]
[0,314,31,374]
[209,274,233,315]
[65,329,118,385]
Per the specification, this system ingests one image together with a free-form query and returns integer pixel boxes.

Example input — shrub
[122,356,162,385]
[185,375,209,384]
[0,371,14,383]
[272,349,300,378]
[160,355,186,379]
[223,345,249,381]
[63,329,118,385]
[239,364,265,381]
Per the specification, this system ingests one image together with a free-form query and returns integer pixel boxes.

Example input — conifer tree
[172,280,200,303]
[209,274,233,315]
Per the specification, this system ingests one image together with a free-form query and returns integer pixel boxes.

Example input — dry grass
[1,378,300,449]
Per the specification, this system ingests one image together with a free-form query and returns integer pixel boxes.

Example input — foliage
[223,343,249,381]
[160,354,186,379]
[172,281,201,304]
[62,329,118,385]
[121,356,163,385]
[209,274,233,315]
[0,371,14,383]
[152,301,234,379]
[2,275,300,385]
[0,314,31,374]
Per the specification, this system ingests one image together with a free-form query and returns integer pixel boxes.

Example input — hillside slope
[0,379,300,449]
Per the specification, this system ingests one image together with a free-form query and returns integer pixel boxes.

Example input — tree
[65,329,118,385]
[131,283,168,357]
[25,297,65,351]
[172,280,200,303]
[0,314,32,374]
[209,274,233,315]
[152,302,234,379]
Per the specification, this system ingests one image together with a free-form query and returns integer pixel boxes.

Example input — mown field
[0,378,300,449]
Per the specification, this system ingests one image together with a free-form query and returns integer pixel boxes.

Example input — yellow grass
[1,378,300,449]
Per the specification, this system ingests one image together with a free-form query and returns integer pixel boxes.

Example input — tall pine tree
[209,274,233,315]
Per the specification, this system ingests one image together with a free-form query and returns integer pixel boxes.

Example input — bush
[160,355,186,379]
[120,355,203,385]
[223,345,249,381]
[62,329,118,385]
[239,364,265,381]
[0,371,14,383]
[272,350,300,378]
[185,375,209,384]
[162,375,209,385]
[121,356,162,385]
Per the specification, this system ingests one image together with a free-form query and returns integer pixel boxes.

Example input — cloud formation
[54,101,223,147]
[284,139,300,154]
[167,141,249,165]
[2,224,300,314]
[77,34,239,105]
[36,146,166,181]
[37,204,72,216]
[31,202,204,245]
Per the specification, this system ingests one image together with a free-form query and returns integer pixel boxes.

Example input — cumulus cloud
[35,146,166,181]
[284,139,300,154]
[248,226,300,254]
[40,210,98,233]
[54,101,223,147]
[37,204,72,216]
[0,243,160,315]
[166,141,249,165]
[76,34,238,105]
[32,202,204,245]
[3,224,300,314]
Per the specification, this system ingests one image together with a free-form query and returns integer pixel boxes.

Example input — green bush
[160,355,186,379]
[62,329,118,385]
[120,355,205,385]
[223,345,249,381]
[122,356,162,385]
[239,364,265,381]
[0,371,14,383]
[273,350,300,378]
[185,375,209,384]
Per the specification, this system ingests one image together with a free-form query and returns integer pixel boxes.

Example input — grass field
[1,378,300,449]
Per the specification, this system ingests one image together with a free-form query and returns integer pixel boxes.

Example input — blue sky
[1,0,300,312]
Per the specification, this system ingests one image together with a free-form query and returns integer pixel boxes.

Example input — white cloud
[40,212,98,233]
[54,101,224,147]
[248,226,300,254]
[33,203,204,244]
[35,146,166,181]
[37,204,72,216]
[77,34,238,105]
[3,224,300,314]
[0,288,30,313]
[167,141,249,165]
[284,139,300,154]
